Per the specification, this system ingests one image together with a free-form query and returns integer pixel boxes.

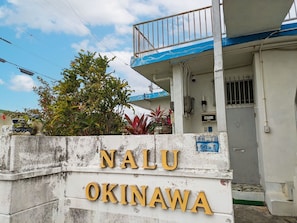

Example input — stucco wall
[0,136,66,223]
[253,50,297,184]
[0,134,233,223]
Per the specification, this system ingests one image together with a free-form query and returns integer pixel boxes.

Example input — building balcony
[133,0,297,58]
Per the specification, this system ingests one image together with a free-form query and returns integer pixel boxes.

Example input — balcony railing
[133,1,297,57]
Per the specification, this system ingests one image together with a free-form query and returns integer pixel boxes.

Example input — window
[226,78,254,105]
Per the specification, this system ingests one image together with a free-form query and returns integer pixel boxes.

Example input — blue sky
[0,0,210,112]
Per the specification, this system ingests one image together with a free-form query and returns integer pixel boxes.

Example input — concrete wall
[254,50,297,185]
[253,50,297,215]
[184,65,253,134]
[0,134,233,223]
[185,72,217,133]
[0,136,66,223]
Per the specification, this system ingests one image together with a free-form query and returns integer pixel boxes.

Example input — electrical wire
[1,34,65,71]
[0,57,57,81]
[1,0,134,83]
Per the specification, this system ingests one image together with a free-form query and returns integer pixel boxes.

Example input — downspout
[258,28,297,133]
[259,46,270,133]
[258,30,279,133]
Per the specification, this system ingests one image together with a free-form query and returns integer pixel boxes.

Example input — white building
[130,0,297,216]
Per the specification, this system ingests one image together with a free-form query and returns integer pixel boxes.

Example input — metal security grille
[226,78,254,105]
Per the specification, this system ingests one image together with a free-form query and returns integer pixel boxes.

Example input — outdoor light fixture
[19,68,34,76]
[201,96,207,112]
[0,58,6,63]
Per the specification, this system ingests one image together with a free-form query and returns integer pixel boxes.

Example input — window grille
[226,78,254,105]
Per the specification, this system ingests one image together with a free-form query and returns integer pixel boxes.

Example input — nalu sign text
[85,149,213,215]
[100,149,179,170]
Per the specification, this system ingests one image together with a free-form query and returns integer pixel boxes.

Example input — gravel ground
[234,205,297,223]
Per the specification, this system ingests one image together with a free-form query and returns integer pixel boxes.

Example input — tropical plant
[147,106,172,134]
[124,106,172,135]
[124,114,149,135]
[34,50,133,136]
[148,105,167,125]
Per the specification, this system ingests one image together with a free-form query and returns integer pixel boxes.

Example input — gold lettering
[85,182,100,201]
[130,185,148,206]
[190,191,213,215]
[165,188,190,212]
[148,187,168,210]
[100,150,116,168]
[161,150,179,171]
[101,183,118,203]
[120,150,138,169]
[120,184,128,205]
[142,149,157,170]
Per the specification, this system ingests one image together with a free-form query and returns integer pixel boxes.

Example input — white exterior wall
[254,50,297,184]
[0,134,233,223]
[133,98,171,112]
[0,136,66,223]
[184,66,253,134]
[185,72,217,133]
[253,50,297,215]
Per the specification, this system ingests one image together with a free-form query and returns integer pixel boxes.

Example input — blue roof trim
[131,23,297,68]
[129,91,169,102]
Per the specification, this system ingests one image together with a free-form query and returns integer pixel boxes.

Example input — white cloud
[1,0,211,94]
[9,75,35,92]
[71,39,96,52]
[0,0,212,36]
[102,50,152,95]
[0,79,4,85]
[71,34,126,52]
[151,0,211,14]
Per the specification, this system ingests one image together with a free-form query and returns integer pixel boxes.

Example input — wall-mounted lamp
[201,96,207,112]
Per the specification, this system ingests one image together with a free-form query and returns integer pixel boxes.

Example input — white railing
[133,0,297,57]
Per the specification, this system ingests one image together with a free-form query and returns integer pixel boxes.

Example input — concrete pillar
[212,0,227,132]
[172,63,184,133]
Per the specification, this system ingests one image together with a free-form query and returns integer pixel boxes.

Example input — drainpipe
[258,31,279,133]
[212,0,227,132]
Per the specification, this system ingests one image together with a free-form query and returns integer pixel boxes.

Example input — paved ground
[234,205,297,223]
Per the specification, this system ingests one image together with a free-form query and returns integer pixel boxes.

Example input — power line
[0,37,12,45]
[1,33,65,71]
[0,57,57,81]
[1,0,132,82]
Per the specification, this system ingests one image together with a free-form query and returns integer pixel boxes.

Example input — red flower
[1,114,6,120]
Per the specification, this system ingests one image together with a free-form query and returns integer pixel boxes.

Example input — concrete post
[172,63,184,133]
[212,0,227,132]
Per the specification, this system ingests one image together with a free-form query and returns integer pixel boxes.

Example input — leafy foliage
[124,106,172,135]
[148,105,167,125]
[147,106,172,134]
[34,50,133,136]
[124,114,149,135]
